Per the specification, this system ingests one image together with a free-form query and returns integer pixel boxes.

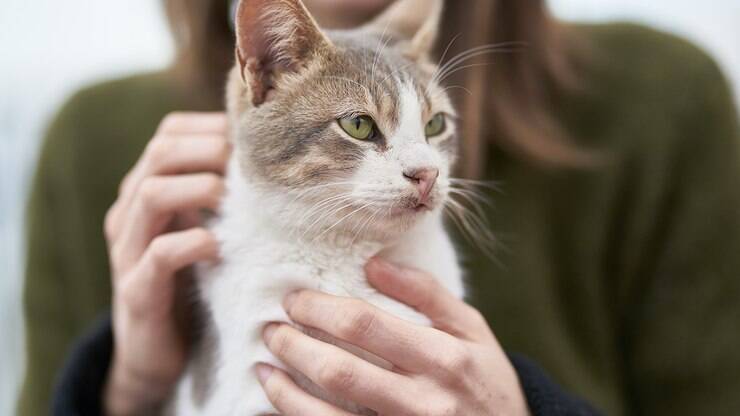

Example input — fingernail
[263,323,279,344]
[255,363,274,385]
[283,291,299,311]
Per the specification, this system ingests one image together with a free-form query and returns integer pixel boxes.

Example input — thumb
[365,257,493,342]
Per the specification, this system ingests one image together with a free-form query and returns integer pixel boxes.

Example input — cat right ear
[364,0,443,60]
[235,0,332,106]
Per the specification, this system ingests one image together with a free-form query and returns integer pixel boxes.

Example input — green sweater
[19,24,740,415]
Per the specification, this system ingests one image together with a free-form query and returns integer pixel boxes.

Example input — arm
[623,51,740,414]
[20,105,230,415]
[19,95,112,416]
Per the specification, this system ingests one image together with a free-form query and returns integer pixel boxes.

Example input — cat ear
[364,0,443,59]
[235,0,332,105]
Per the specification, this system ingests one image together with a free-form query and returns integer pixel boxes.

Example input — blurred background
[0,0,737,413]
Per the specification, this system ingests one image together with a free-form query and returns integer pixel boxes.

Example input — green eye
[338,115,377,140]
[425,113,446,137]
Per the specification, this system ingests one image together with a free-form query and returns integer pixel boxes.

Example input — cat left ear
[235,0,332,106]
[363,0,443,60]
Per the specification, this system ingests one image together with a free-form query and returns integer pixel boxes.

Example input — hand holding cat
[103,112,230,415]
[257,258,531,416]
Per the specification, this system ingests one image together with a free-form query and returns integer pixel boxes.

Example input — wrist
[103,357,170,416]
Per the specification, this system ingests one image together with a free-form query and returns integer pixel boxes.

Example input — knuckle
[438,343,472,376]
[467,306,488,327]
[340,306,378,341]
[190,228,214,247]
[118,172,133,196]
[213,138,231,160]
[146,137,174,162]
[318,358,356,392]
[110,242,127,270]
[103,206,118,241]
[118,278,148,318]
[159,112,186,132]
[138,177,163,208]
[202,173,224,197]
[147,236,173,271]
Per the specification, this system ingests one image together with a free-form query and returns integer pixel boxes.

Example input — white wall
[0,1,738,414]
[0,2,172,414]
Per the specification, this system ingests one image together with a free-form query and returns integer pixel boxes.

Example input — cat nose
[403,167,439,205]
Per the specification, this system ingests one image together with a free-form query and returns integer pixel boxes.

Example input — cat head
[227,0,457,241]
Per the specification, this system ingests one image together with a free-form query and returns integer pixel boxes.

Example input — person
[19,0,740,415]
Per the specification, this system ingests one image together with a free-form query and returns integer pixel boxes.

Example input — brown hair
[164,0,588,177]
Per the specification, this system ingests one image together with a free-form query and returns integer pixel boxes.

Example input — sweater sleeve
[18,91,115,416]
[510,354,603,415]
[52,316,113,416]
[620,48,740,414]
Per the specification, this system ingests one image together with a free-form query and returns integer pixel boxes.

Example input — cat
[168,0,464,414]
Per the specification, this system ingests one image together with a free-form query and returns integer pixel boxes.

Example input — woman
[20,0,740,415]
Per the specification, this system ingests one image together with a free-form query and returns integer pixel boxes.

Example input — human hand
[103,112,230,415]
[257,258,531,416]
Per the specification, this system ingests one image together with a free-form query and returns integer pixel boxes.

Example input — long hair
[163,0,588,177]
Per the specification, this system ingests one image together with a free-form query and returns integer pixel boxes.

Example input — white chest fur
[169,166,463,415]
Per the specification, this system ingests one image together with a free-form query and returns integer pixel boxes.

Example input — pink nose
[403,167,439,205]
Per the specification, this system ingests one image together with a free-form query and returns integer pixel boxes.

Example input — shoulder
[576,22,727,85]
[48,71,178,142]
[39,71,181,181]
[568,23,737,151]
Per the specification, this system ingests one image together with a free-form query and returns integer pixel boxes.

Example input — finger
[365,258,493,342]
[119,228,218,319]
[109,134,230,241]
[284,290,448,372]
[118,135,230,200]
[111,174,224,269]
[156,112,227,135]
[256,364,356,416]
[263,323,416,415]
[121,112,227,198]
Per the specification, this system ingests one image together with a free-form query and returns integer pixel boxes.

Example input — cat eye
[338,115,377,140]
[425,113,447,138]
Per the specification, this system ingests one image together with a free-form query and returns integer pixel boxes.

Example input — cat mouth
[413,201,433,212]
[390,197,436,217]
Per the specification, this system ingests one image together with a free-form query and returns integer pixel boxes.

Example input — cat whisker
[433,41,526,81]
[295,194,355,228]
[379,61,417,87]
[436,85,474,97]
[312,200,375,242]
[280,181,367,213]
[426,42,525,96]
[299,197,357,239]
[448,188,492,211]
[436,61,501,85]
[435,33,463,74]
[444,198,499,262]
[349,207,380,246]
[371,22,395,86]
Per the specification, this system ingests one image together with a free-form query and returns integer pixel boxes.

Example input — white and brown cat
[169,0,464,414]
